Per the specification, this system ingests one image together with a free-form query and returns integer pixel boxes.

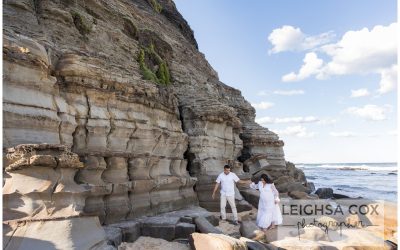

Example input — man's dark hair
[224,165,231,169]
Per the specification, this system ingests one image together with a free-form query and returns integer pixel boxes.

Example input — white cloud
[251,101,274,110]
[256,90,269,96]
[273,89,305,96]
[256,116,318,125]
[345,104,392,121]
[282,52,323,82]
[320,23,397,77]
[272,125,315,138]
[330,131,397,138]
[330,131,357,137]
[256,116,337,126]
[278,23,397,94]
[350,88,370,98]
[316,118,337,125]
[378,65,397,94]
[268,25,334,54]
[256,117,274,124]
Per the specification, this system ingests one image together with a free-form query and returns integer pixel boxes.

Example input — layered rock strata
[3,1,311,248]
[3,144,110,249]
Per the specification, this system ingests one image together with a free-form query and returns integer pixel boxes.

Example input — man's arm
[236,179,248,184]
[212,182,220,200]
[233,174,251,190]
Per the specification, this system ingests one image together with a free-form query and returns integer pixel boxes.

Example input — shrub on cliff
[138,44,171,85]
[148,0,163,13]
[71,11,92,39]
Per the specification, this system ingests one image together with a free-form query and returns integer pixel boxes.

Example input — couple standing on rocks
[212,165,283,232]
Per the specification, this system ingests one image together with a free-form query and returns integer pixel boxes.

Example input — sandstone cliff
[3,0,310,248]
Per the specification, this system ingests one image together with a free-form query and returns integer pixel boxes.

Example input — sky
[174,0,397,164]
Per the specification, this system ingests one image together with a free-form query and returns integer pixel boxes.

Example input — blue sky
[174,0,397,163]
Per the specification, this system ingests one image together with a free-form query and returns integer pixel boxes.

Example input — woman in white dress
[249,174,283,231]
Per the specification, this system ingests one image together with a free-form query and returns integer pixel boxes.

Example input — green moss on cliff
[138,45,171,85]
[148,0,162,13]
[71,11,92,39]
[157,62,170,85]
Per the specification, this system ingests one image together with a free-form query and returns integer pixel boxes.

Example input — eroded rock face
[3,0,307,236]
[4,144,85,221]
[3,145,110,250]
[3,26,197,224]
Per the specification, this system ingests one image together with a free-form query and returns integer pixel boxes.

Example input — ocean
[296,162,398,202]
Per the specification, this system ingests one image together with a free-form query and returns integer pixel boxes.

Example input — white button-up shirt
[216,172,240,196]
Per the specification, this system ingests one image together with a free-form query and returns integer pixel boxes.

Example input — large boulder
[141,216,181,241]
[286,162,306,183]
[332,193,350,199]
[274,178,296,193]
[286,182,309,193]
[315,188,334,199]
[239,237,280,250]
[4,217,110,250]
[189,233,247,250]
[240,189,260,208]
[106,221,141,243]
[239,221,265,241]
[288,191,308,199]
[175,223,196,239]
[306,182,316,193]
[194,217,223,234]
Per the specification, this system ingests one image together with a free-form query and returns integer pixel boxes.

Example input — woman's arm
[272,183,280,203]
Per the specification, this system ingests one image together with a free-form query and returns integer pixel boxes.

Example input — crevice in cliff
[177,105,194,177]
[3,223,20,249]
[126,120,138,152]
[106,103,115,151]
[151,133,163,155]
[32,0,42,25]
[84,91,91,150]
[49,168,62,208]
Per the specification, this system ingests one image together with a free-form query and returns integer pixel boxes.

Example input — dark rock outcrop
[315,188,334,199]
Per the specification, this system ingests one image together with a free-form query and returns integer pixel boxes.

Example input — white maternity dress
[249,182,283,229]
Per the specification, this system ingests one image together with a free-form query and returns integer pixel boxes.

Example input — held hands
[237,179,252,188]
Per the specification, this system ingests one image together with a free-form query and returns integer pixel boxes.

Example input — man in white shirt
[212,164,245,225]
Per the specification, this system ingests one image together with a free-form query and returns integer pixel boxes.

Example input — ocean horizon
[296,162,397,202]
[295,162,397,165]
